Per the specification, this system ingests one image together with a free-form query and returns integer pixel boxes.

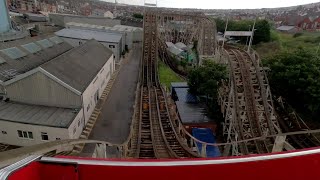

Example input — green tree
[214,19,271,45]
[188,60,228,120]
[263,48,320,118]
[133,13,143,19]
[253,20,271,44]
[188,60,228,101]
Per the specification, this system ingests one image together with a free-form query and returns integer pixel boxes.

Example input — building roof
[55,28,122,43]
[0,101,78,128]
[0,36,72,82]
[175,42,187,50]
[171,82,188,88]
[166,42,175,48]
[168,46,183,56]
[174,88,197,103]
[41,40,113,92]
[276,26,296,31]
[176,101,210,124]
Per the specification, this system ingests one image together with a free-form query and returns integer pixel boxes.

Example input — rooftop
[0,36,72,82]
[0,101,78,128]
[276,25,296,31]
[176,101,210,124]
[171,85,210,124]
[55,28,122,43]
[41,40,113,92]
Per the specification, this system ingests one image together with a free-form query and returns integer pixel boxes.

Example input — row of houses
[276,16,320,32]
[297,17,320,30]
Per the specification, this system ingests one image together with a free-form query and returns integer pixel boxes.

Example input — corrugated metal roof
[0,101,78,128]
[55,28,122,43]
[174,88,197,103]
[41,40,113,92]
[0,36,73,81]
[176,101,210,124]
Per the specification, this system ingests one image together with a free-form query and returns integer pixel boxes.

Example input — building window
[78,119,81,127]
[56,138,61,140]
[41,132,49,141]
[101,79,106,88]
[2,131,7,134]
[17,130,33,139]
[109,45,115,48]
[28,132,33,139]
[82,117,85,125]
[73,127,76,134]
[87,104,90,112]
[106,72,110,80]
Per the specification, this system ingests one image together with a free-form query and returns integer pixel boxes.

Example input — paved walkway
[82,43,141,156]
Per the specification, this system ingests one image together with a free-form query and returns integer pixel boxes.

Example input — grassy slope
[255,30,320,58]
[158,60,184,89]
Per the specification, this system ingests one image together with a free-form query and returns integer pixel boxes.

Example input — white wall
[67,108,85,139]
[59,37,120,61]
[0,120,69,147]
[82,55,115,124]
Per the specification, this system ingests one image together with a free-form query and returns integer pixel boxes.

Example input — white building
[91,9,114,19]
[104,11,114,19]
[0,38,115,147]
[55,28,123,62]
[65,22,143,50]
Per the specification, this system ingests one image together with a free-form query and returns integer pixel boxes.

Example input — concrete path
[82,43,141,155]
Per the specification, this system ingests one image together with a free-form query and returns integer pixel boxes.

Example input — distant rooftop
[276,25,296,31]
[0,101,78,128]
[55,28,122,43]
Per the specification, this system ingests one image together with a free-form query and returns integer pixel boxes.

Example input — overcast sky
[104,0,320,9]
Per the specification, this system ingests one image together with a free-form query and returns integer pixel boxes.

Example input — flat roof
[0,101,79,128]
[171,82,188,88]
[174,88,197,103]
[277,26,296,31]
[176,101,210,124]
[55,28,122,43]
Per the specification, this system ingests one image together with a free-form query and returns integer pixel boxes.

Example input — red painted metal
[7,149,320,180]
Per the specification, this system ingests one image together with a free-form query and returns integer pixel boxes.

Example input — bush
[132,13,143,19]
[293,32,303,38]
[263,48,320,118]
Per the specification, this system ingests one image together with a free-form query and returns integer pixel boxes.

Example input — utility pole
[222,18,229,48]
[246,25,251,47]
[247,18,256,52]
